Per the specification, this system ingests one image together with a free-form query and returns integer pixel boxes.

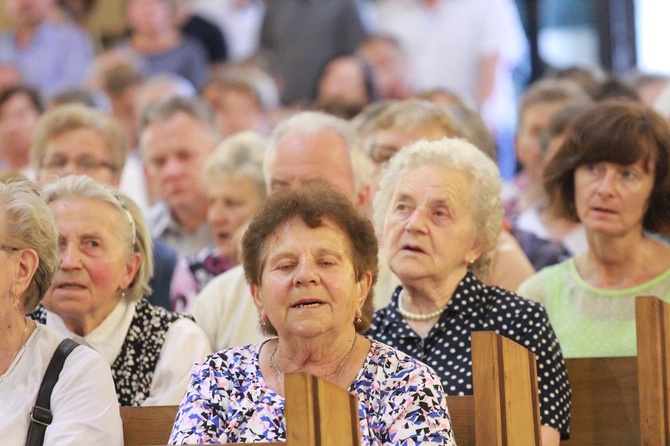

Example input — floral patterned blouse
[169,340,455,445]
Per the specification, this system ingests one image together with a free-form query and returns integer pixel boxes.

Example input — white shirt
[192,260,400,352]
[375,0,527,129]
[45,299,212,406]
[0,324,122,446]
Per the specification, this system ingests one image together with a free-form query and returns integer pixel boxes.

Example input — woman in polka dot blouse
[367,138,571,445]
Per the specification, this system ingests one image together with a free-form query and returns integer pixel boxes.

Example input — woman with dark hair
[518,100,670,358]
[170,183,454,445]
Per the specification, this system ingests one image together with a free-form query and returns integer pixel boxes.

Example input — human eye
[149,156,166,168]
[43,156,67,169]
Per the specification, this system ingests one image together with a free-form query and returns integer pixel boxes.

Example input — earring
[355,317,362,325]
[260,320,267,327]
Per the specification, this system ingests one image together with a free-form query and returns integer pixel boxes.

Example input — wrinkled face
[207,176,262,259]
[251,217,369,339]
[382,165,482,288]
[516,102,566,181]
[37,128,118,186]
[267,129,360,205]
[0,92,40,160]
[43,198,140,325]
[574,159,655,237]
[142,112,217,211]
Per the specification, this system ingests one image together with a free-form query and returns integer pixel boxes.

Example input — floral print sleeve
[169,340,455,445]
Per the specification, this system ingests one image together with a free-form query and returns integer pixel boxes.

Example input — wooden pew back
[120,332,541,446]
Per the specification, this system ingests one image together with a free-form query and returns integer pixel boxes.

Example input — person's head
[125,0,176,37]
[628,71,670,106]
[264,111,370,209]
[0,85,43,167]
[5,0,54,30]
[375,138,502,282]
[516,79,592,181]
[41,175,153,331]
[545,100,670,236]
[134,73,196,123]
[204,131,267,260]
[0,63,22,93]
[592,76,640,102]
[140,95,219,218]
[200,67,278,137]
[357,34,411,100]
[539,103,593,167]
[242,182,378,336]
[32,103,126,186]
[0,179,58,313]
[314,56,377,119]
[443,103,498,162]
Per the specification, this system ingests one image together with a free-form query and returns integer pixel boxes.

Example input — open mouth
[292,301,324,309]
[592,206,616,214]
[57,282,86,290]
[402,244,426,253]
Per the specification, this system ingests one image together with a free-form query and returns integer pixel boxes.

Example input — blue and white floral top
[169,339,455,445]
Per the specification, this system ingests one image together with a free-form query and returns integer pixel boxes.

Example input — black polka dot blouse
[366,271,572,439]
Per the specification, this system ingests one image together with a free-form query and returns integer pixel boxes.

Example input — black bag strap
[25,338,80,446]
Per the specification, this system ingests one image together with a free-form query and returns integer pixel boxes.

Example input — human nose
[596,168,618,197]
[162,157,184,178]
[59,243,83,270]
[292,258,320,286]
[405,208,428,234]
[208,203,229,225]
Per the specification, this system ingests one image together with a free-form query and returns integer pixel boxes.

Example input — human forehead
[207,176,259,197]
[269,130,353,175]
[374,122,450,147]
[49,197,128,238]
[46,128,109,155]
[142,112,214,153]
[0,92,38,116]
[391,165,473,205]
[264,217,352,259]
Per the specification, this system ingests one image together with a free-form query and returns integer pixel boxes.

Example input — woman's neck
[576,232,670,288]
[263,330,370,396]
[0,313,33,376]
[401,268,467,313]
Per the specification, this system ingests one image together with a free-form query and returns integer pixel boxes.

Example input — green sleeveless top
[517,258,670,358]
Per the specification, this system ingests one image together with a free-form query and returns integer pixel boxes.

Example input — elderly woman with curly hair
[170,183,455,445]
[366,138,571,445]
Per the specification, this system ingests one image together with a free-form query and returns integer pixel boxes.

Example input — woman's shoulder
[194,343,262,377]
[516,258,575,302]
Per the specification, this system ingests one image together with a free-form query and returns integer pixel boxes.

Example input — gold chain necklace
[6,317,30,368]
[269,334,359,386]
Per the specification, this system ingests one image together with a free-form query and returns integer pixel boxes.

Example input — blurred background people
[0,0,94,98]
[0,84,42,179]
[140,95,219,257]
[314,55,377,120]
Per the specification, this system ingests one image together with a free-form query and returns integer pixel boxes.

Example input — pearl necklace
[269,334,358,386]
[397,289,445,321]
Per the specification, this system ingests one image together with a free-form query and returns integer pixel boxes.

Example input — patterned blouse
[367,272,572,439]
[169,340,455,445]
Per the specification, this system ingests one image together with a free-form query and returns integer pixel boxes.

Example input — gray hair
[264,111,371,195]
[139,94,218,135]
[374,138,503,279]
[362,98,463,158]
[0,180,59,312]
[204,131,268,201]
[30,103,127,175]
[41,175,153,301]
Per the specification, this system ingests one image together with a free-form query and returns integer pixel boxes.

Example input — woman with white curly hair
[366,137,572,445]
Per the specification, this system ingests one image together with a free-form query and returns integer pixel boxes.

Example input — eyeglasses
[41,155,115,172]
[370,143,401,165]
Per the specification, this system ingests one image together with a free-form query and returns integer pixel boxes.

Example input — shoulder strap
[25,338,80,446]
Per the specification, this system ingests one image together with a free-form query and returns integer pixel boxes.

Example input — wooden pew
[559,295,670,445]
[121,331,541,445]
[636,295,670,445]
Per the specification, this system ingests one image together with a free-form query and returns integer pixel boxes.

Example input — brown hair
[241,182,379,335]
[545,100,670,235]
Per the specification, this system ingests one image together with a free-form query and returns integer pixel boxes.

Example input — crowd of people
[2,0,670,444]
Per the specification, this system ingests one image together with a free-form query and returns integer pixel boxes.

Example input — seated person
[176,131,267,311]
[366,138,571,445]
[170,183,455,445]
[0,180,122,444]
[518,100,670,358]
[30,175,211,406]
